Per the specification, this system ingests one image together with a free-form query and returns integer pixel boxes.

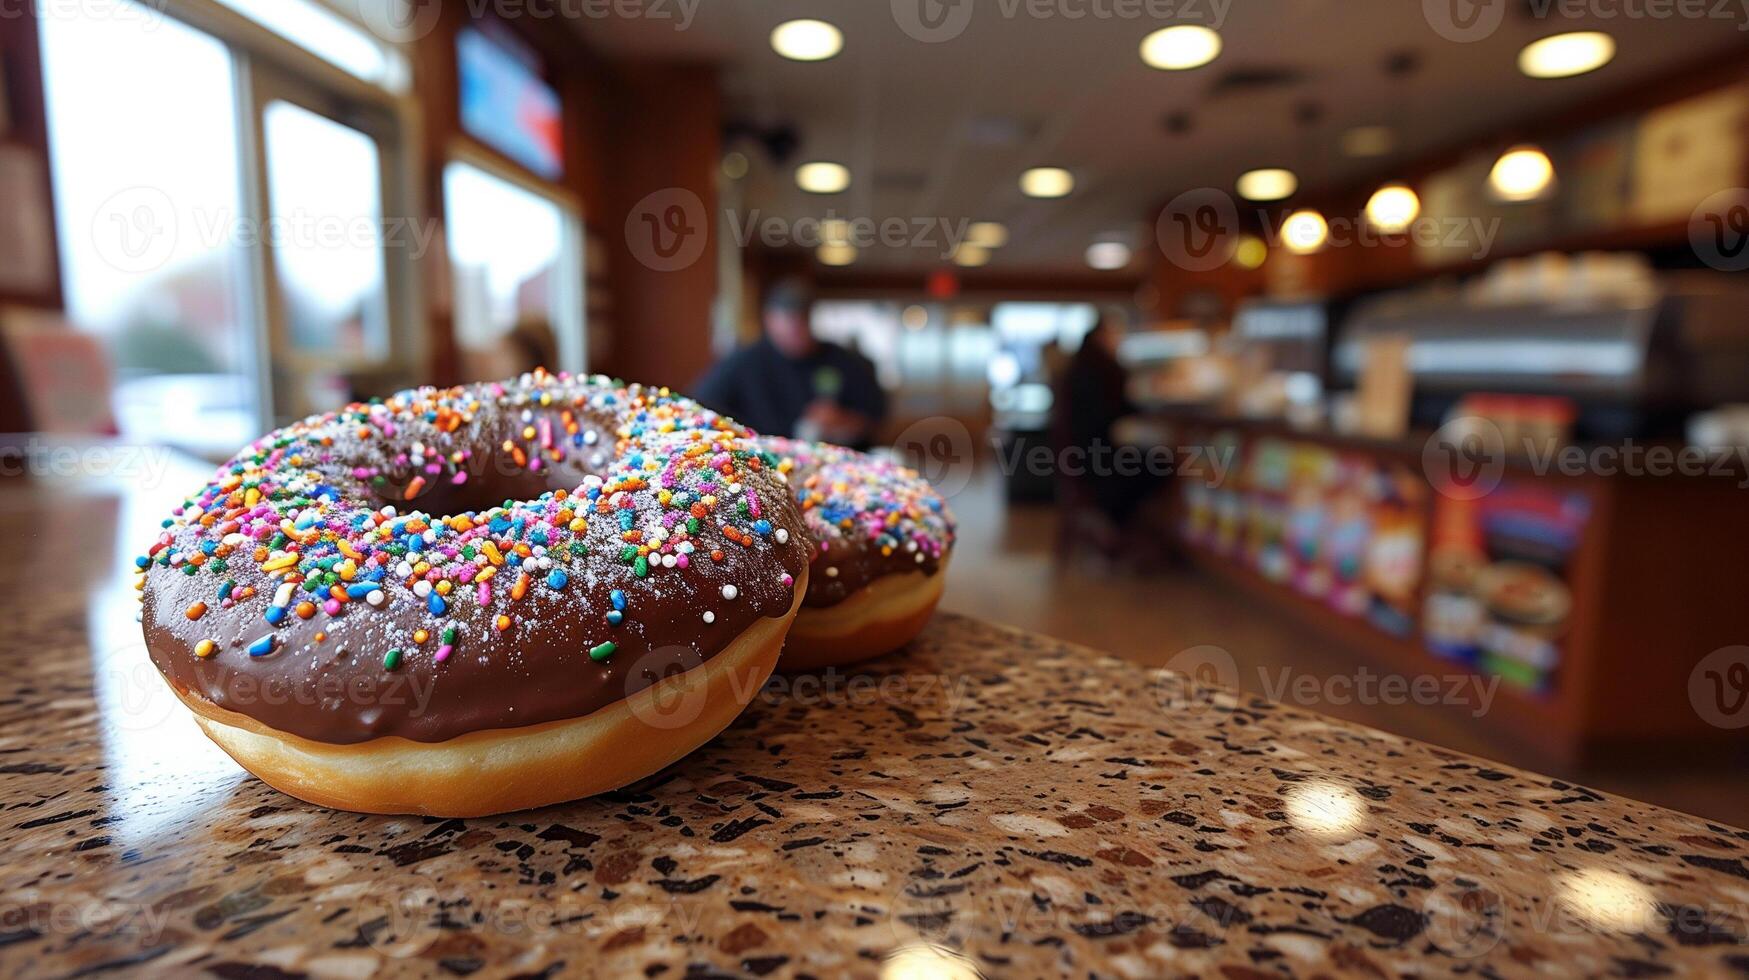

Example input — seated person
[693,278,887,450]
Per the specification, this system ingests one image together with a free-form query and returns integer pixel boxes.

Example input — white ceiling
[579,1,1747,274]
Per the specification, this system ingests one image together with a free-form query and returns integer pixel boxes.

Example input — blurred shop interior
[1,1,1748,821]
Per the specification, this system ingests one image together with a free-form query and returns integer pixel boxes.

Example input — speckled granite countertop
[3,471,1748,979]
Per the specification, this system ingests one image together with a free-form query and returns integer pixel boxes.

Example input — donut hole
[384,421,619,519]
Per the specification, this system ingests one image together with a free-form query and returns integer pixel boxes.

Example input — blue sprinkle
[200,540,218,555]
[618,511,635,531]
[404,533,423,552]
[264,605,287,626]
[610,589,626,610]
[606,610,624,625]
[754,519,772,535]
[427,592,447,616]
[346,583,378,599]
[547,569,569,590]
[247,635,275,657]
[134,556,149,569]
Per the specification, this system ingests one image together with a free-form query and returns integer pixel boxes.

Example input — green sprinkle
[589,641,617,661]
[384,648,403,670]
[634,556,649,578]
[441,626,457,644]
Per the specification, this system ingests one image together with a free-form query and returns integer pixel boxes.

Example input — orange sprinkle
[185,602,207,621]
[295,601,317,620]
[194,639,217,658]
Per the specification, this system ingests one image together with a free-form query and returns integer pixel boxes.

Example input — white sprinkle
[396,561,414,578]
[703,611,715,624]
[916,552,926,563]
[826,566,839,578]
[721,584,738,600]
[366,589,385,607]
[413,580,432,597]
[661,554,678,568]
[271,582,296,607]
[775,528,790,544]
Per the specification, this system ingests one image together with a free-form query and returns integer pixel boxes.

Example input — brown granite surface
[3,458,1749,979]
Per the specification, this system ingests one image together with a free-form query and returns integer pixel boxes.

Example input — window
[213,0,407,89]
[443,161,582,376]
[40,6,257,456]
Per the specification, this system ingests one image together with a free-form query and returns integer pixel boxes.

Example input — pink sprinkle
[452,471,469,484]
[435,645,452,663]
[323,599,342,615]
[476,581,490,605]
[781,573,794,587]
[676,553,689,568]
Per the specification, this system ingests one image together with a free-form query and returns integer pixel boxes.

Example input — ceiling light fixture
[816,242,857,266]
[1281,209,1329,255]
[967,222,1009,248]
[1365,183,1420,233]
[1019,167,1074,198]
[1518,31,1614,79]
[770,19,843,62]
[1086,241,1132,270]
[1489,145,1555,201]
[1140,25,1222,70]
[795,161,851,194]
[1234,234,1268,270]
[1236,168,1298,202]
[953,244,991,268]
[1342,125,1395,158]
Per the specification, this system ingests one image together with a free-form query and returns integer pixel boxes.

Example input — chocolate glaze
[139,376,809,745]
[757,437,956,608]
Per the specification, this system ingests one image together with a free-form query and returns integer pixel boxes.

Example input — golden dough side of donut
[174,572,806,817]
[780,558,949,671]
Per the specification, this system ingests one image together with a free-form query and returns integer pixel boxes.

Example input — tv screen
[457,28,563,180]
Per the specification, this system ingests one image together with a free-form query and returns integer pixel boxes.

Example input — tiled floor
[938,468,1749,826]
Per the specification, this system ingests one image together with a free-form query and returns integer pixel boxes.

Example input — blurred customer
[1053,312,1151,526]
[693,278,887,449]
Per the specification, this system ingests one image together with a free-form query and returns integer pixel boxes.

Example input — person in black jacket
[693,278,887,450]
[1054,312,1151,525]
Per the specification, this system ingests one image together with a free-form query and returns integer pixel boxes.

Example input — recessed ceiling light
[967,222,1009,248]
[1019,167,1074,198]
[1234,234,1268,269]
[721,151,749,180]
[795,161,850,194]
[1365,183,1420,233]
[1086,242,1132,270]
[1281,209,1329,255]
[1519,31,1614,79]
[953,244,991,267]
[1342,126,1395,158]
[817,242,857,266]
[1236,168,1298,202]
[1140,25,1222,70]
[771,19,842,62]
[1489,145,1554,201]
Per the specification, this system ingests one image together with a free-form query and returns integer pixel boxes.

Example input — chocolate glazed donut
[136,373,810,816]
[758,437,955,670]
